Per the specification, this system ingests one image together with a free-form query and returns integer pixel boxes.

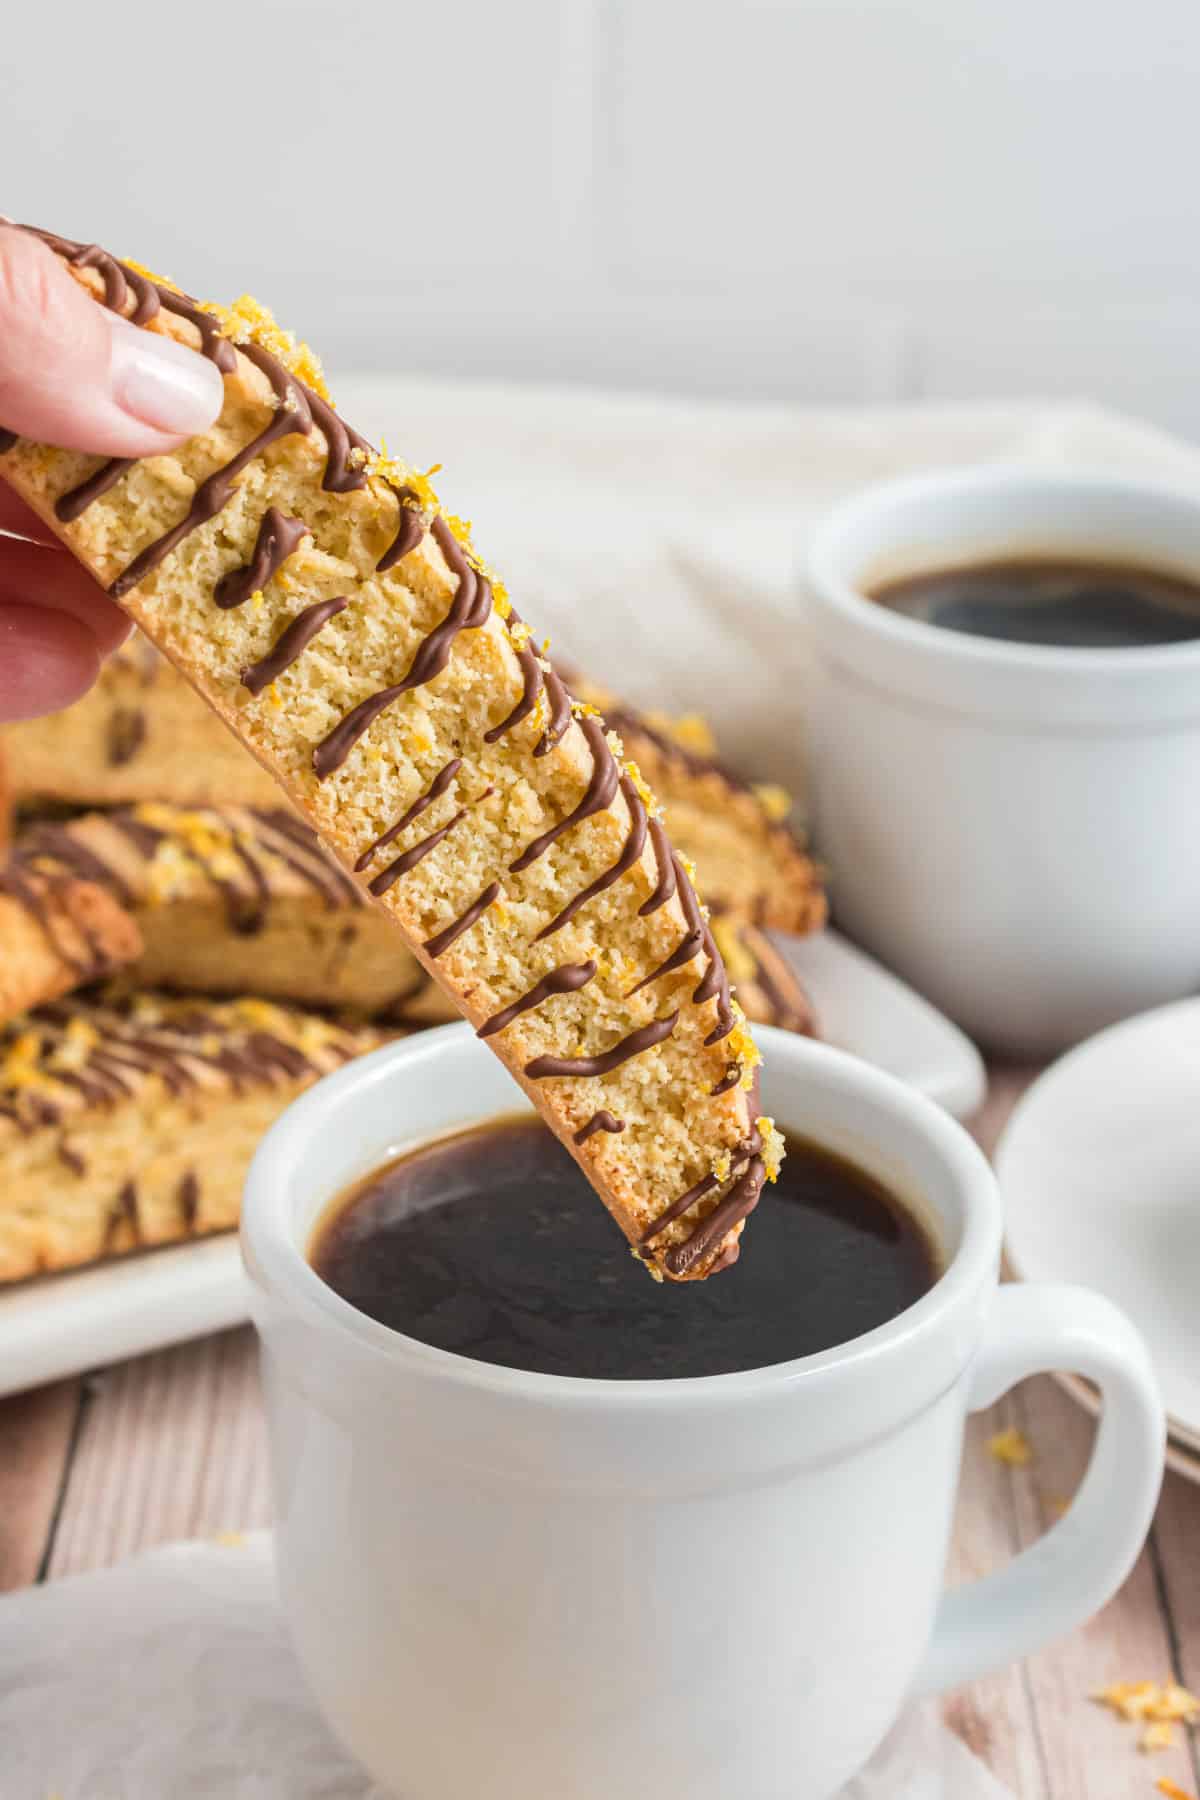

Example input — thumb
[0,225,224,458]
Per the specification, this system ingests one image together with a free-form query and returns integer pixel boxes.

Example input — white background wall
[6,0,1200,437]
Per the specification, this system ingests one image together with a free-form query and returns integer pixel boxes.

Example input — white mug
[242,1023,1163,1800]
[805,468,1200,1054]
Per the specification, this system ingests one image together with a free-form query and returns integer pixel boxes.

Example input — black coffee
[310,1116,940,1380]
[870,557,1200,649]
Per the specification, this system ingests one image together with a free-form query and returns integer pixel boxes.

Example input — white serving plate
[1000,996,1200,1454]
[0,929,985,1398]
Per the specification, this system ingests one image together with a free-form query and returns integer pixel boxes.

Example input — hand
[0,224,224,721]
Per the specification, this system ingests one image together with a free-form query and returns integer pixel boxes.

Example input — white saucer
[0,929,985,1398]
[999,996,1200,1450]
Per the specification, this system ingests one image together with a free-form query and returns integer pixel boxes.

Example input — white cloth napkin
[0,1535,1012,1798]
[336,380,1200,800]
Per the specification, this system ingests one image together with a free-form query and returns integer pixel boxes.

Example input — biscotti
[0,862,142,1024]
[716,921,817,1038]
[7,639,826,938]
[6,804,445,1016]
[2,635,281,811]
[566,673,826,935]
[0,226,777,1279]
[0,991,388,1282]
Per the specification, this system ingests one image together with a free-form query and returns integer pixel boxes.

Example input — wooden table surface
[1,1064,1196,1798]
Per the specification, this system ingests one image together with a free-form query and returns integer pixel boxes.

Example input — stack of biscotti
[2,798,817,1034]
[0,993,388,1281]
[0,225,782,1280]
[5,643,827,932]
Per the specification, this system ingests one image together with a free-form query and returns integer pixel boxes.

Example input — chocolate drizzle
[304,389,371,494]
[215,508,309,610]
[367,808,467,897]
[639,820,677,916]
[57,457,135,524]
[536,775,648,941]
[376,484,426,571]
[664,1155,764,1277]
[0,862,116,979]
[574,1109,625,1145]
[628,922,704,996]
[19,821,136,906]
[423,882,500,957]
[179,1170,199,1231]
[18,226,235,376]
[354,760,462,872]
[156,289,238,374]
[478,961,597,1039]
[12,807,365,944]
[536,669,572,757]
[641,1106,767,1274]
[509,716,618,873]
[57,1142,86,1176]
[669,856,735,1045]
[484,641,542,743]
[312,519,491,779]
[639,1171,719,1243]
[525,1010,677,1080]
[105,1179,140,1250]
[241,596,348,696]
[1,996,369,1141]
[110,347,313,600]
[249,808,360,906]
[106,705,146,766]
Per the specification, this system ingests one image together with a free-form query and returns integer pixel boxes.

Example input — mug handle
[914,1283,1165,1696]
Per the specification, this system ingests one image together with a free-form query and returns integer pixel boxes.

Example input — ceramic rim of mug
[241,1022,999,1406]
[805,465,1200,726]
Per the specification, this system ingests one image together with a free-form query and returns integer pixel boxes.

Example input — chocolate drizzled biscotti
[3,808,816,1035]
[0,863,142,1024]
[0,992,388,1282]
[3,635,281,811]
[0,225,779,1279]
[7,803,451,1018]
[565,674,826,935]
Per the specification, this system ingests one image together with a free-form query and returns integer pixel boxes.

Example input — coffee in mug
[869,555,1200,649]
[309,1113,940,1380]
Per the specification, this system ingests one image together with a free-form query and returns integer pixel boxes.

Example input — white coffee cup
[805,467,1200,1054]
[242,1023,1163,1800]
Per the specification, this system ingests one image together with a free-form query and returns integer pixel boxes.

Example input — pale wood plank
[0,1379,80,1592]
[942,1395,1050,1797]
[1147,1465,1200,1793]
[48,1326,271,1579]
[1007,1376,1197,1798]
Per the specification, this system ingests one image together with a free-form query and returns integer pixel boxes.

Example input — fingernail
[109,313,224,437]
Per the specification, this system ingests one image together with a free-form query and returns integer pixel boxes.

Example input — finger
[0,477,60,545]
[0,226,224,457]
[0,535,130,656]
[0,603,101,720]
